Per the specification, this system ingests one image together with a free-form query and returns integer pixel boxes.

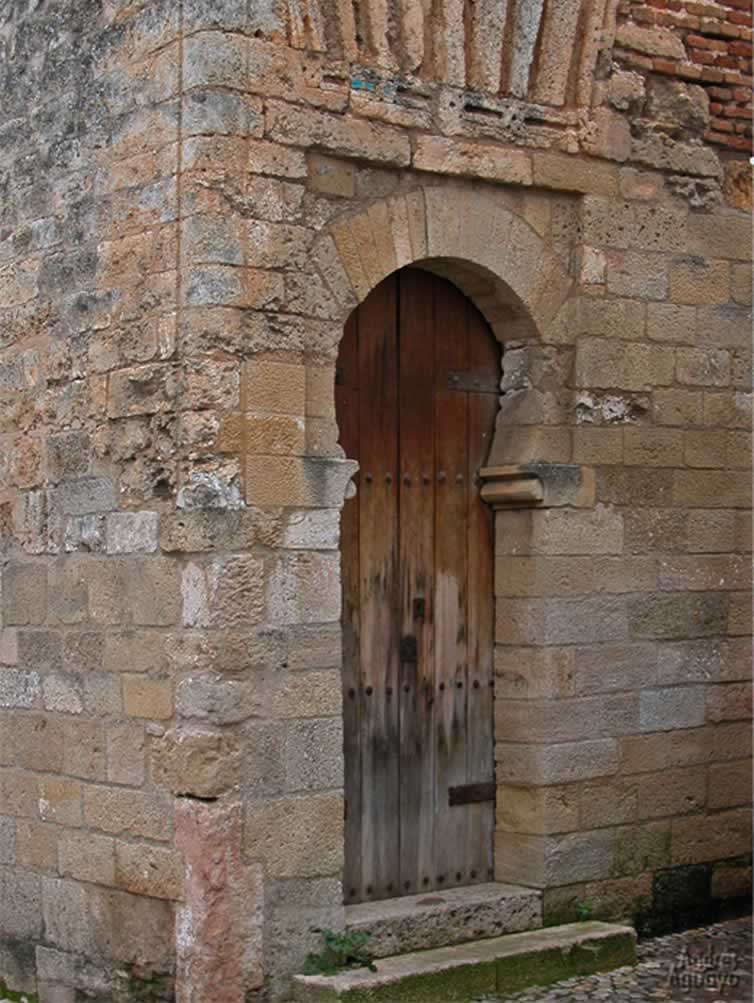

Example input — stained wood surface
[337,268,499,904]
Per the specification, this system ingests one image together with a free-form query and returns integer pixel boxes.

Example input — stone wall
[0,1,751,1002]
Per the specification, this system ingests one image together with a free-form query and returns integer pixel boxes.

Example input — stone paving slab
[474,916,752,1002]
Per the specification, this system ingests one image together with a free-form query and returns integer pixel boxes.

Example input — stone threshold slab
[345,882,541,958]
[294,921,637,1002]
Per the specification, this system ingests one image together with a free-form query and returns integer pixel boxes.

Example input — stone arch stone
[311,185,573,347]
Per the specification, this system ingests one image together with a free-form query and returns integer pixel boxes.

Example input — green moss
[0,981,39,1003]
[125,970,174,1002]
[496,933,636,994]
[348,962,497,1002]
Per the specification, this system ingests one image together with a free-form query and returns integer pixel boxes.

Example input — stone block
[653,388,704,427]
[624,509,687,554]
[659,554,749,591]
[63,720,105,781]
[59,830,115,887]
[175,799,260,1001]
[151,730,241,797]
[42,878,93,954]
[307,153,355,197]
[612,822,671,878]
[123,675,174,721]
[15,820,58,873]
[242,360,305,415]
[706,682,752,722]
[494,647,576,700]
[106,512,159,554]
[629,593,728,639]
[684,429,727,468]
[697,304,752,350]
[107,364,178,418]
[243,792,344,878]
[0,670,40,710]
[0,867,41,939]
[284,718,344,792]
[579,295,645,340]
[129,558,182,626]
[637,766,707,819]
[495,829,615,887]
[671,808,752,865]
[496,784,579,835]
[48,479,116,517]
[42,673,83,715]
[669,256,729,305]
[1,769,39,819]
[414,136,532,185]
[544,595,628,644]
[266,101,411,167]
[673,468,751,508]
[639,687,706,732]
[38,778,82,827]
[244,414,305,455]
[496,739,619,785]
[572,642,658,695]
[115,841,184,901]
[267,552,340,625]
[532,152,618,196]
[83,786,172,842]
[496,693,637,743]
[579,777,638,829]
[530,506,623,556]
[572,428,624,465]
[582,198,687,253]
[575,339,674,390]
[107,723,146,787]
[656,639,723,686]
[708,759,752,810]
[731,263,752,306]
[624,428,683,466]
[686,212,752,261]
[88,884,175,968]
[647,303,696,344]
[2,563,48,626]
[606,252,667,300]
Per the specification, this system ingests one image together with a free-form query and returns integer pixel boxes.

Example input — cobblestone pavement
[476,916,752,1003]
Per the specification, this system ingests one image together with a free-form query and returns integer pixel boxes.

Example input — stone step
[293,921,637,1002]
[344,882,542,959]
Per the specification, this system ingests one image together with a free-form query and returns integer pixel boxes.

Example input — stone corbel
[480,463,595,509]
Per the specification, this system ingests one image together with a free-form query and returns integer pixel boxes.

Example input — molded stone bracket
[480,463,595,509]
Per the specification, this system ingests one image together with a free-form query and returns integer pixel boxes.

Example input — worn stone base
[293,922,636,1001]
[345,882,541,959]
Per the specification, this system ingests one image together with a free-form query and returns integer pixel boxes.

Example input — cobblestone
[475,916,752,1002]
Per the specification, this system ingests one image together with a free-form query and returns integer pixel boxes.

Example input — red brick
[700,66,726,81]
[688,34,727,50]
[723,104,753,117]
[722,0,752,11]
[708,86,734,98]
[711,116,735,131]
[717,55,740,68]
[730,39,753,55]
[729,11,753,27]
[691,49,718,64]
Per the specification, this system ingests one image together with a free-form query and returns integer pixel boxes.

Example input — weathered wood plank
[433,277,470,891]
[398,267,437,896]
[357,274,400,900]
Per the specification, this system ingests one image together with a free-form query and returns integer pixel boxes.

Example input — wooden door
[337,268,500,905]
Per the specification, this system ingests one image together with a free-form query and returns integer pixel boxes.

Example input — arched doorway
[336,267,501,904]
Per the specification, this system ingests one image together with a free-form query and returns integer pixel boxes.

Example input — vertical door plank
[357,275,401,900]
[337,311,362,903]
[433,277,471,891]
[398,268,437,896]
[465,301,499,886]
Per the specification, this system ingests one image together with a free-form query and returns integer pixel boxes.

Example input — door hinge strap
[448,782,496,806]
